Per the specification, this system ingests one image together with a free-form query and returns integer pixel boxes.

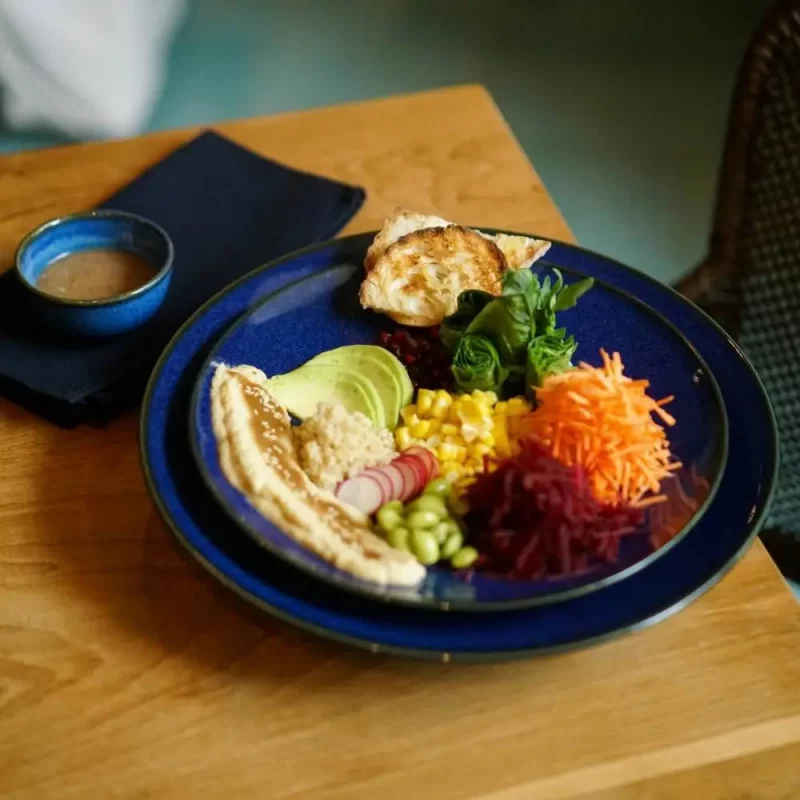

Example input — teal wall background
[0,0,771,285]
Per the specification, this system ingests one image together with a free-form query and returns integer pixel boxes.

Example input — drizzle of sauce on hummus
[236,372,382,552]
[210,364,425,586]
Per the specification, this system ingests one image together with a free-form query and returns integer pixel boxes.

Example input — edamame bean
[450,546,479,569]
[386,526,411,552]
[410,529,440,565]
[376,503,404,533]
[406,494,448,518]
[440,530,464,559]
[443,519,461,536]
[406,510,440,530]
[431,521,452,544]
[424,478,452,498]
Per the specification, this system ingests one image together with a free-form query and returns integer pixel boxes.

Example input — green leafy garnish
[525,328,578,389]
[452,334,509,393]
[438,290,494,352]
[440,267,593,396]
[463,291,533,364]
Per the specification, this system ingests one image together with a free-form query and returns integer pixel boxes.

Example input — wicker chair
[675,0,800,581]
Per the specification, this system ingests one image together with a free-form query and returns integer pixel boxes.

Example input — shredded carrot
[522,349,679,507]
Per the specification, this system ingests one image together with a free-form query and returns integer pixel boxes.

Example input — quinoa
[294,403,396,490]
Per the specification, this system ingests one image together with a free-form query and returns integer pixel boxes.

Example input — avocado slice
[307,345,412,428]
[264,364,385,427]
[349,345,413,408]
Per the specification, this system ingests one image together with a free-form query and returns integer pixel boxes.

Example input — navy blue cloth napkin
[0,131,365,427]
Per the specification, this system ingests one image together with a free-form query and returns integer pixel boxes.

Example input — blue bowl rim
[186,245,729,612]
[137,231,780,660]
[15,209,174,308]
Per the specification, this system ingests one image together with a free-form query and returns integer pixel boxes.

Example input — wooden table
[1,85,799,799]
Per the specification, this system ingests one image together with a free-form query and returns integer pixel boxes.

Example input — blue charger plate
[140,234,777,661]
[189,259,727,610]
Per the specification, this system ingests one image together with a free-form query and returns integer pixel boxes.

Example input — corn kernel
[447,402,462,424]
[477,431,495,447]
[494,425,510,456]
[400,405,418,425]
[395,426,413,450]
[472,390,498,405]
[416,389,435,416]
[441,463,465,482]
[426,419,442,435]
[436,442,463,463]
[468,443,493,462]
[506,397,531,416]
[430,390,453,420]
[435,389,453,405]
[443,433,466,447]
[440,423,460,437]
[409,420,432,438]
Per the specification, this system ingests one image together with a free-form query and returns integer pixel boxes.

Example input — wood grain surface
[1,86,799,800]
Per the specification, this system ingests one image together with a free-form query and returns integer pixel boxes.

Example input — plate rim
[186,255,729,612]
[139,232,778,661]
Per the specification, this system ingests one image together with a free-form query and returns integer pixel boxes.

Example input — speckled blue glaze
[140,234,777,659]
[16,210,173,337]
[189,260,727,610]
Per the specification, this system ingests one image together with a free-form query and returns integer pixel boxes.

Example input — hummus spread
[210,364,425,587]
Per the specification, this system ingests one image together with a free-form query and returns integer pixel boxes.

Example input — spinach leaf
[452,334,509,394]
[439,290,495,352]
[525,329,578,388]
[500,268,537,299]
[554,275,594,311]
[465,292,533,365]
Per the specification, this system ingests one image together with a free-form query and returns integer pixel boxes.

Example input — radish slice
[361,467,393,502]
[393,460,420,502]
[335,474,385,515]
[375,463,405,499]
[397,453,429,486]
[405,446,439,478]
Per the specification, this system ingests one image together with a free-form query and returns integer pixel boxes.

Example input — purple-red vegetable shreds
[378,327,453,390]
[463,440,645,579]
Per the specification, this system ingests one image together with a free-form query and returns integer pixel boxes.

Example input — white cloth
[0,0,186,139]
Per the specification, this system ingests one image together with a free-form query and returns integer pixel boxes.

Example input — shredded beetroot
[463,440,644,579]
[378,327,452,390]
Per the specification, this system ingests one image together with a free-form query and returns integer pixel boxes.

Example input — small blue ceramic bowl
[15,210,173,337]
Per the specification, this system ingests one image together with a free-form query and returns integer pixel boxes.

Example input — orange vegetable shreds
[521,349,680,507]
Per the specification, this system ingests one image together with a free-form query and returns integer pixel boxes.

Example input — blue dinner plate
[189,259,727,610]
[140,234,777,661]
